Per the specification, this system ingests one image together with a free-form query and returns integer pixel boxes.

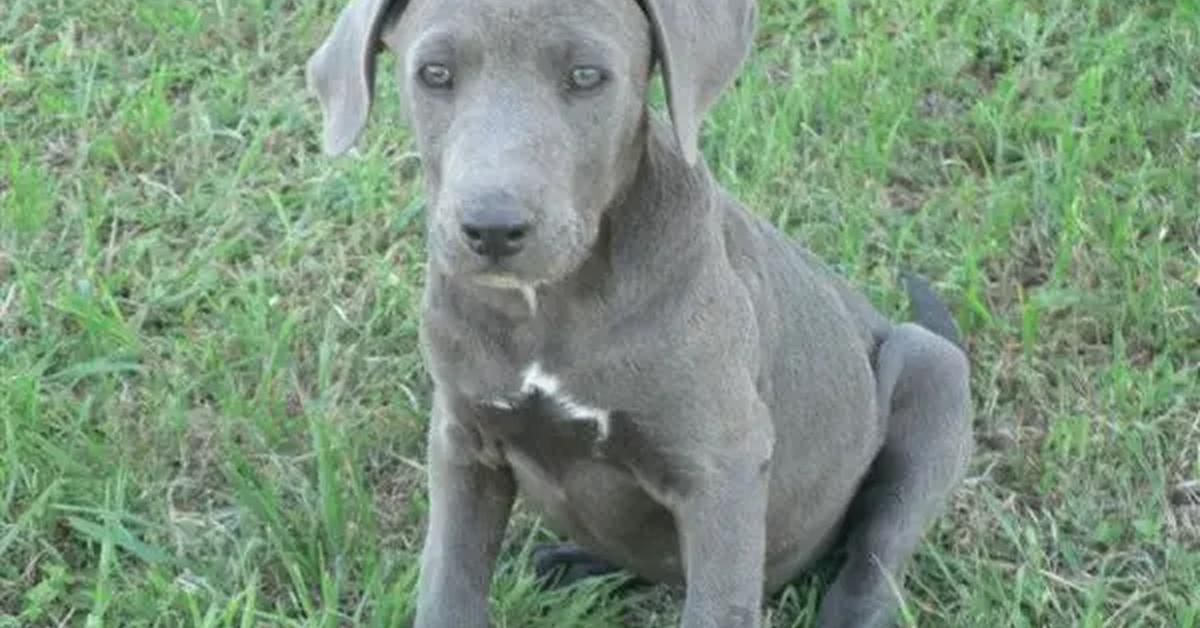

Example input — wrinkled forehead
[386,0,650,58]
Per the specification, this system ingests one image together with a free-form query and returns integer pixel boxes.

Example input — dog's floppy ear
[640,0,757,166]
[307,0,405,156]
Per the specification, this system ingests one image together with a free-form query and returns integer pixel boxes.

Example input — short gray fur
[307,1,974,626]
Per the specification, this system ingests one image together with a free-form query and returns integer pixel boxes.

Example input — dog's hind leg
[816,323,972,628]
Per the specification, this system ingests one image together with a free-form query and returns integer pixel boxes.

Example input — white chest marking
[510,362,611,439]
[519,286,538,313]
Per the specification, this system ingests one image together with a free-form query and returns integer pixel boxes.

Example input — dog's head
[308,0,755,287]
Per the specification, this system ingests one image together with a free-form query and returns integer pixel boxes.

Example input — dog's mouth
[468,272,542,311]
[472,272,533,290]
[434,246,549,288]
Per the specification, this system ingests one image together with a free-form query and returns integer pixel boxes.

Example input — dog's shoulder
[715,194,891,355]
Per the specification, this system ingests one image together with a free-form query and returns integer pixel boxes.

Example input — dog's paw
[531,543,622,589]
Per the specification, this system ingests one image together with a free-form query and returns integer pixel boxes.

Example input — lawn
[1,0,1198,625]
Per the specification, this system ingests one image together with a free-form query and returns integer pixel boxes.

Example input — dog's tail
[901,271,962,348]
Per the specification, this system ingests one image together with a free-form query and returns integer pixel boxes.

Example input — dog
[307,1,973,626]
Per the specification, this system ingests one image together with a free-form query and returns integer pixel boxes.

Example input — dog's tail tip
[900,271,963,349]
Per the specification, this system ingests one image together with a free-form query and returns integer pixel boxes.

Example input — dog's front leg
[676,462,769,628]
[671,405,772,628]
[414,394,515,628]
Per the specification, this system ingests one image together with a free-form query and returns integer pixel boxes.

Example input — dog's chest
[468,363,614,467]
[483,363,612,438]
[466,365,666,549]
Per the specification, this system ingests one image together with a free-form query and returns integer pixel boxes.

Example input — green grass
[2,0,1198,625]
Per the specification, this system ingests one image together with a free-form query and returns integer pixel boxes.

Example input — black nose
[461,208,531,259]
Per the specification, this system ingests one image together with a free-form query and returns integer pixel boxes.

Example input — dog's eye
[418,63,453,89]
[568,66,606,91]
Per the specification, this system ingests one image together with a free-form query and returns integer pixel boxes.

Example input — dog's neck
[534,115,722,309]
[604,115,722,279]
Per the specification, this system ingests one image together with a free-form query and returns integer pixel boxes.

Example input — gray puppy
[307,1,973,626]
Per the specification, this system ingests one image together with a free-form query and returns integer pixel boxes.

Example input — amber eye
[418,63,453,89]
[568,66,606,91]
